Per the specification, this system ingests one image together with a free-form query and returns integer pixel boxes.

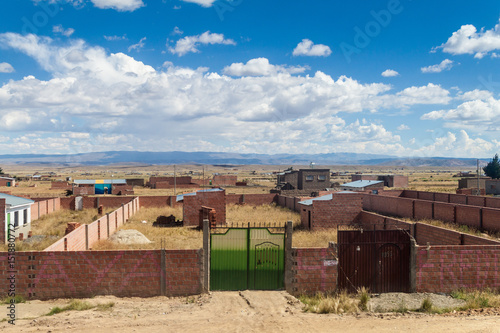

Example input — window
[14,211,19,228]
[23,209,28,225]
[318,175,327,181]
[305,175,314,181]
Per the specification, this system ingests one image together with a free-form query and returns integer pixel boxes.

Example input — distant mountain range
[0,151,490,167]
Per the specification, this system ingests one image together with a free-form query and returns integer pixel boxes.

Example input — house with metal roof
[72,179,127,195]
[0,176,15,187]
[0,193,35,243]
[340,180,384,192]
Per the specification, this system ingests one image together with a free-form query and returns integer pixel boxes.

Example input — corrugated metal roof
[176,188,224,202]
[341,180,384,188]
[0,176,14,180]
[0,193,34,208]
[298,191,358,206]
[73,179,127,185]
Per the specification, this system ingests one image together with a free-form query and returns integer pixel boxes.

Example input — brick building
[351,174,408,188]
[277,169,330,195]
[485,179,500,195]
[298,192,363,230]
[0,176,15,187]
[340,180,384,192]
[178,188,226,227]
[72,179,128,195]
[458,177,490,190]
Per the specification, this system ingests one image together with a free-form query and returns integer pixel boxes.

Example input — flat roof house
[0,193,34,243]
[0,176,15,187]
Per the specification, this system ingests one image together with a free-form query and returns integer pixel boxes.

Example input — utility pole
[477,159,480,196]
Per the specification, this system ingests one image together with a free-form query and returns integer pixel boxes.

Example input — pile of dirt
[368,292,466,312]
[109,229,152,245]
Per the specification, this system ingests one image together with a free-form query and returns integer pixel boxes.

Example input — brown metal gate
[338,229,410,293]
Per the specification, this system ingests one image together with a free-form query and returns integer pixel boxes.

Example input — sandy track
[1,291,499,333]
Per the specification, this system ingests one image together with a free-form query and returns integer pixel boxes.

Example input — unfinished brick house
[298,191,363,230]
[277,168,330,195]
[351,174,408,188]
[0,176,15,187]
[177,188,226,227]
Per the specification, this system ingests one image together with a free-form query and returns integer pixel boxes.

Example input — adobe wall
[0,249,202,300]
[288,247,337,296]
[416,246,500,293]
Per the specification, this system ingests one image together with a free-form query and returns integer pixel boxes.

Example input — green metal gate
[210,225,285,291]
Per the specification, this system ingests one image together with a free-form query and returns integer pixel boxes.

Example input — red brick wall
[486,197,500,209]
[213,175,237,186]
[416,246,500,293]
[0,249,201,300]
[449,194,467,205]
[418,191,435,201]
[183,190,226,226]
[433,202,455,223]
[483,208,500,232]
[403,190,418,198]
[415,223,461,245]
[226,193,277,206]
[139,196,179,208]
[467,195,487,207]
[455,205,481,229]
[414,200,433,220]
[307,193,363,230]
[434,192,450,203]
[289,247,337,295]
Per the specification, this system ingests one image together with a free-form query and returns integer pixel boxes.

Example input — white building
[1,193,34,243]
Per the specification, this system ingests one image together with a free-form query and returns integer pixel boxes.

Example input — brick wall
[416,246,500,293]
[213,175,237,186]
[31,198,61,221]
[44,198,139,252]
[289,247,337,295]
[483,208,500,232]
[455,205,481,229]
[433,202,455,223]
[303,193,363,230]
[414,200,433,220]
[0,249,202,300]
[183,190,226,227]
[415,223,461,245]
[226,193,278,206]
[139,196,179,208]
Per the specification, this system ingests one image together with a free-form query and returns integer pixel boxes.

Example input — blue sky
[0,0,500,158]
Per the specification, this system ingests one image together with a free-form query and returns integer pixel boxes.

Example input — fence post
[85,224,89,250]
[161,248,166,296]
[409,238,417,292]
[107,213,110,238]
[203,219,210,293]
[284,220,293,293]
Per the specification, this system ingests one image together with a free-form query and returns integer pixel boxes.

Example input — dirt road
[2,291,499,333]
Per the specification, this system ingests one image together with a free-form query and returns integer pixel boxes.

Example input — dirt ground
[2,291,499,333]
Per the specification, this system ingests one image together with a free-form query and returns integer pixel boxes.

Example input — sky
[0,0,500,159]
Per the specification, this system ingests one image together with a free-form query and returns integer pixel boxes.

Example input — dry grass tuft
[226,204,300,228]
[402,217,500,240]
[300,291,360,314]
[292,229,338,247]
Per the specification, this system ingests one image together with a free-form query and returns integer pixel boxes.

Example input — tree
[483,154,500,179]
[0,167,3,175]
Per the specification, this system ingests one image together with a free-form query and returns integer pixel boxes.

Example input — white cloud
[412,130,494,158]
[397,124,410,131]
[172,27,183,35]
[434,20,500,58]
[421,59,455,73]
[381,69,399,77]
[128,37,146,52]
[422,97,500,133]
[90,0,144,11]
[223,58,308,76]
[0,62,14,73]
[292,39,332,57]
[180,0,216,7]
[0,32,468,156]
[53,25,75,37]
[394,83,451,105]
[168,31,236,56]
